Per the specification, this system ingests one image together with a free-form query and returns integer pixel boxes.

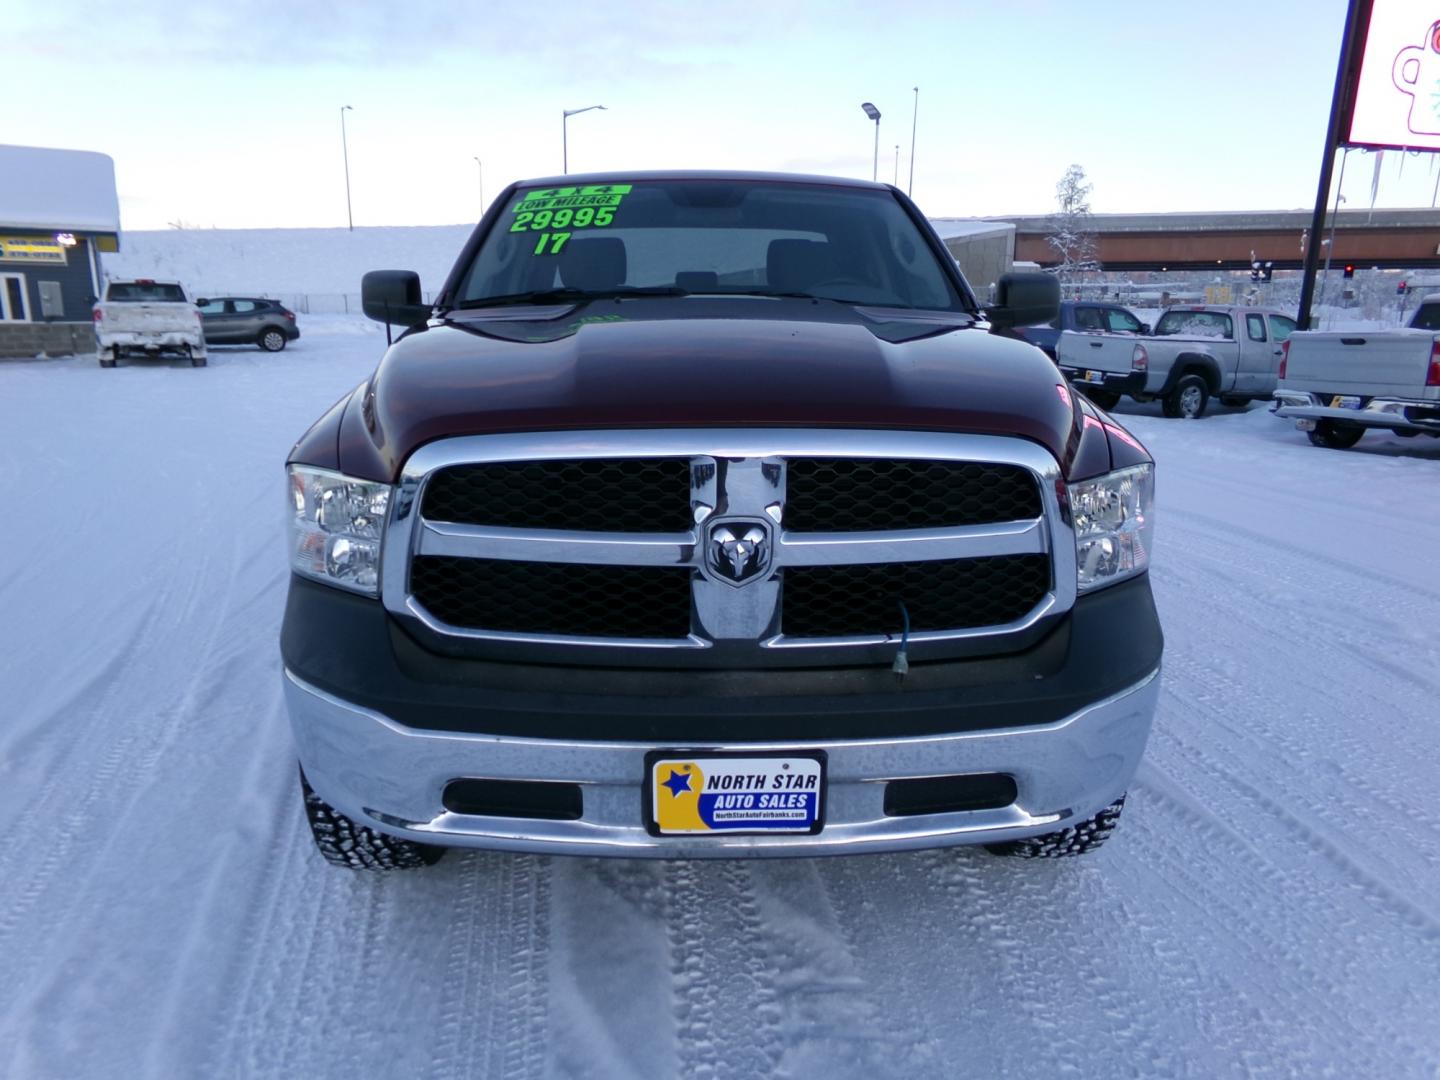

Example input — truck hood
[337,299,1090,482]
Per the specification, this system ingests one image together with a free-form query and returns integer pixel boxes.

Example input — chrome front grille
[381,430,1075,666]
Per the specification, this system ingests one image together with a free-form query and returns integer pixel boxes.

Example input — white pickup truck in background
[1272,294,1440,449]
[1057,305,1297,418]
[93,279,207,368]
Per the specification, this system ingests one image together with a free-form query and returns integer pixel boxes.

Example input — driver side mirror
[1140,322,1152,335]
[362,270,431,327]
[196,298,209,307]
[987,272,1060,329]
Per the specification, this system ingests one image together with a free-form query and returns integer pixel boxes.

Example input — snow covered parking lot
[2,322,1439,1080]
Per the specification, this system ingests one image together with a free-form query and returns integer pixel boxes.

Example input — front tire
[259,327,287,352]
[1162,374,1209,419]
[301,770,445,871]
[1307,419,1364,449]
[98,349,116,368]
[986,795,1127,858]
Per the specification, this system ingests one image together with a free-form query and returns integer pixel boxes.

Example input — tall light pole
[908,86,918,196]
[473,156,484,216]
[562,105,606,174]
[861,102,881,182]
[893,144,900,185]
[340,105,354,231]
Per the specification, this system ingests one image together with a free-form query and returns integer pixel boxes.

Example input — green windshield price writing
[511,184,630,247]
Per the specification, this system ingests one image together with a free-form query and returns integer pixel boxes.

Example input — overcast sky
[11,0,1438,230]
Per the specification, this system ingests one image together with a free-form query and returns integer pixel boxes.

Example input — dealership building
[0,144,121,359]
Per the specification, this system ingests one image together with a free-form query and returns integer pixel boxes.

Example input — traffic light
[1263,262,1273,283]
[1343,264,1356,279]
[1250,261,1261,283]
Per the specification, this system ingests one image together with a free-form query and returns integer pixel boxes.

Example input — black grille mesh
[782,555,1050,638]
[411,556,693,638]
[421,458,693,532]
[784,458,1041,532]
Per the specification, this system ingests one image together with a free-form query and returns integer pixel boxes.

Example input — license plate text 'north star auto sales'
[648,755,825,835]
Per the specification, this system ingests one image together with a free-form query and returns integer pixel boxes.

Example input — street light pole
[562,105,607,174]
[894,144,899,185]
[861,102,881,182]
[474,156,484,216]
[340,105,354,231]
[908,86,918,196]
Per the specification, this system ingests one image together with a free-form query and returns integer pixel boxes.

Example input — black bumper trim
[280,574,1162,742]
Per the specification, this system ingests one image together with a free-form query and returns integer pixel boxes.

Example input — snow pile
[105,225,476,309]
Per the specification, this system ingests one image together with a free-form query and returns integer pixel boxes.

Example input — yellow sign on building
[0,237,68,264]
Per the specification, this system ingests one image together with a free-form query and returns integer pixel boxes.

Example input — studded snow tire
[301,769,445,871]
[985,795,1127,858]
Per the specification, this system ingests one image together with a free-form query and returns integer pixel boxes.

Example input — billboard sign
[1347,0,1440,149]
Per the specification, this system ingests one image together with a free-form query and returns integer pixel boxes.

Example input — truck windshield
[107,283,187,302]
[453,179,968,312]
[1154,310,1233,339]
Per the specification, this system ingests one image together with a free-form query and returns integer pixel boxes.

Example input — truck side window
[1074,307,1105,331]
[1411,304,1440,330]
[1105,309,1142,333]
[1246,314,1267,342]
[1268,315,1295,342]
[1153,311,1234,339]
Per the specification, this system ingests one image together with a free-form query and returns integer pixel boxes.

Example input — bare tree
[1047,164,1101,289]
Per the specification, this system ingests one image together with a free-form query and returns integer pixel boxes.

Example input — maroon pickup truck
[282,172,1162,870]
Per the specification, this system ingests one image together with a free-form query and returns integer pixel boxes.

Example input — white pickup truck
[1271,295,1440,449]
[93,279,207,368]
[1057,305,1296,417]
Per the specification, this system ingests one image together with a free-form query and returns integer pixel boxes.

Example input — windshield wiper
[456,286,689,309]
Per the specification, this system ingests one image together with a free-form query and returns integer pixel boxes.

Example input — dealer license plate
[647,753,825,835]
[1084,370,1105,384]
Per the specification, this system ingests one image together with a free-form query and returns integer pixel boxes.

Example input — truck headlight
[288,465,391,595]
[1068,463,1154,593]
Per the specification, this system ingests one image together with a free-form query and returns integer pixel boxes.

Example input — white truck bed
[1272,322,1440,446]
[93,280,206,366]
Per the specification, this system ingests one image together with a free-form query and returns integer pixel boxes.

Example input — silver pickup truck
[1057,305,1297,417]
[1271,295,1440,449]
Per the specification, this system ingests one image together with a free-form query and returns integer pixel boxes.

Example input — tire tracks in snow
[0,546,212,982]
[1131,769,1439,1077]
[496,855,552,1080]
[664,860,785,1079]
[755,858,937,1077]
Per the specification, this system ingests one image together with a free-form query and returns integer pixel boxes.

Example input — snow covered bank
[105,225,475,308]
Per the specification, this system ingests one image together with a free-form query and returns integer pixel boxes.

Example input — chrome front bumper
[285,665,1161,858]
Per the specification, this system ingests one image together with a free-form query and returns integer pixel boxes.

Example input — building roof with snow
[0,144,120,237]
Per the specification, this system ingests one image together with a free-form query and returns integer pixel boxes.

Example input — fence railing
[189,291,439,316]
